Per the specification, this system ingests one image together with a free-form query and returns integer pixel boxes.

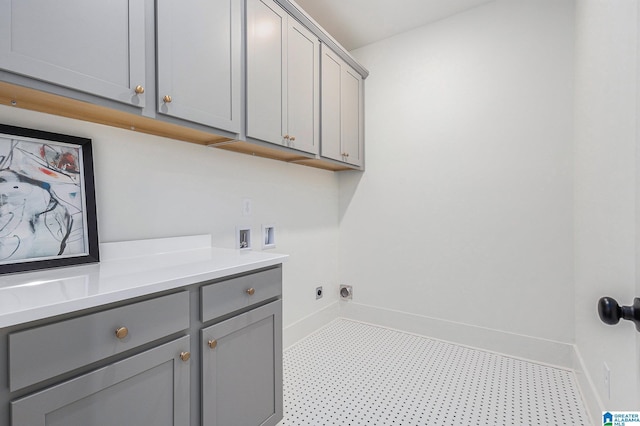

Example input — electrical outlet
[242,198,252,216]
[603,362,610,400]
[316,286,323,299]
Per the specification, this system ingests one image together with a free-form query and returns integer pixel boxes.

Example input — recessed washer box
[236,227,251,250]
[262,224,276,249]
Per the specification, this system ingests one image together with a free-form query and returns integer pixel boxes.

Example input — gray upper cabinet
[0,0,146,107]
[247,0,319,155]
[0,0,366,170]
[11,336,191,426]
[321,45,364,168]
[156,0,242,133]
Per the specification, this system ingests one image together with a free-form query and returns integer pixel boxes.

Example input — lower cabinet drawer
[201,267,282,322]
[9,291,189,392]
[11,336,191,426]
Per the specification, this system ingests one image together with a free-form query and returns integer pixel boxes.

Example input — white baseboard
[572,345,603,426]
[282,302,340,349]
[339,302,575,369]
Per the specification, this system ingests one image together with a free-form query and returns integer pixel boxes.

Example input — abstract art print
[0,124,99,274]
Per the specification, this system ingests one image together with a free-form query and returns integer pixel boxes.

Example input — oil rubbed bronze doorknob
[598,297,640,331]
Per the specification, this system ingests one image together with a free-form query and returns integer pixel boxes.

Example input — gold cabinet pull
[180,351,191,362]
[163,95,173,103]
[208,339,218,349]
[115,327,129,339]
[290,136,296,141]
[246,288,255,296]
[283,134,290,140]
[134,85,145,94]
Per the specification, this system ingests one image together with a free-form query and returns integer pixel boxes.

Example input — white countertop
[0,235,288,328]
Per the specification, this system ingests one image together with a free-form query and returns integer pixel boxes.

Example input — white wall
[341,0,575,343]
[0,104,340,328]
[574,0,639,414]
[6,0,638,417]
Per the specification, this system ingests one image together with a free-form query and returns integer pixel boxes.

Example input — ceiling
[292,0,495,51]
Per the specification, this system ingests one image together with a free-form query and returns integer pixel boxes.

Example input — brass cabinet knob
[134,85,145,94]
[346,153,350,157]
[115,327,129,339]
[246,288,255,296]
[180,351,191,362]
[163,95,173,103]
[208,339,217,349]
[283,134,290,140]
[290,136,296,141]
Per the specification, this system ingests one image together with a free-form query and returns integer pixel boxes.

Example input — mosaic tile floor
[279,319,590,425]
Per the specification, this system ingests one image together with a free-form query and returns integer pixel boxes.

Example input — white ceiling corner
[292,0,496,51]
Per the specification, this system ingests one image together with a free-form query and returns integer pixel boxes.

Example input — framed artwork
[0,124,99,274]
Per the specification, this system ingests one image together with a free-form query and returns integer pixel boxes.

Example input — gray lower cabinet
[1,266,283,426]
[246,0,319,155]
[156,0,242,132]
[202,300,283,426]
[0,0,146,107]
[320,45,364,168]
[11,336,190,426]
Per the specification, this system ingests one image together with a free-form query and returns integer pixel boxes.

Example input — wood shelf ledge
[0,81,358,172]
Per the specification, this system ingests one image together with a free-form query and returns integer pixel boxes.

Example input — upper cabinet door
[157,0,241,133]
[320,47,343,162]
[341,66,364,167]
[0,0,146,107]
[320,45,364,167]
[247,0,319,155]
[286,19,319,155]
[246,0,287,145]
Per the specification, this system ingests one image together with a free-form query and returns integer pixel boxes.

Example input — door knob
[598,296,640,331]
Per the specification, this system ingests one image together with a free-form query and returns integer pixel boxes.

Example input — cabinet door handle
[134,85,145,94]
[163,95,173,103]
[290,136,296,141]
[246,288,255,296]
[180,351,191,362]
[208,339,218,349]
[115,327,129,339]
[283,135,290,140]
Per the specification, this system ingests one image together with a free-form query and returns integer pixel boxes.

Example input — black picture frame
[0,124,99,274]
